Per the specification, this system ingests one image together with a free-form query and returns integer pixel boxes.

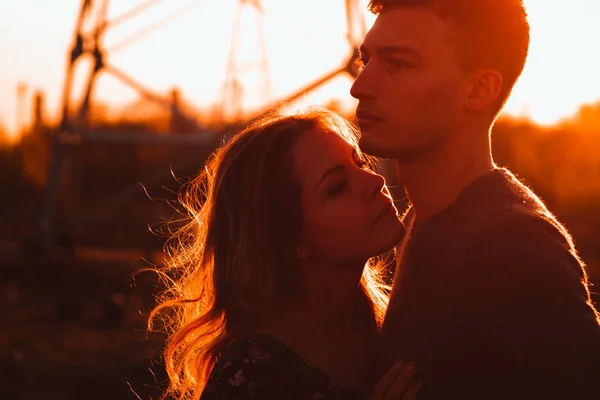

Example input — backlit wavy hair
[148,106,393,400]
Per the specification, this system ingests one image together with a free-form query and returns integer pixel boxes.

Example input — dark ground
[0,138,207,399]
[2,242,598,400]
[2,130,599,399]
[0,242,169,400]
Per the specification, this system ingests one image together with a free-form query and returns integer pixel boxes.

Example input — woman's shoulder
[215,333,283,368]
[201,333,365,399]
[201,333,306,399]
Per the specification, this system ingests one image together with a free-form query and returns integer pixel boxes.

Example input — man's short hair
[368,0,530,113]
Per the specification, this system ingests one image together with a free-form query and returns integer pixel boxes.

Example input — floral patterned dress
[200,333,367,400]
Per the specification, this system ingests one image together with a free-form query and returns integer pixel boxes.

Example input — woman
[149,107,419,399]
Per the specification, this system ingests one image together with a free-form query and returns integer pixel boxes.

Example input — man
[350,1,600,399]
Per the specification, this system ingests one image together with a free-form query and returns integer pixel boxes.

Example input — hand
[371,360,422,400]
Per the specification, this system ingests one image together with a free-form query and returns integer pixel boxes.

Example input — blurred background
[1,0,599,398]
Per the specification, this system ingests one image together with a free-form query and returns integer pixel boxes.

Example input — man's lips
[356,110,384,122]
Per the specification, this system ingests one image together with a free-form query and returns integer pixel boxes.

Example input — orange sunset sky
[1,0,599,137]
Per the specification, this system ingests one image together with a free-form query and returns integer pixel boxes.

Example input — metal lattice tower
[242,0,367,122]
[221,0,272,123]
[35,0,212,251]
[34,0,368,252]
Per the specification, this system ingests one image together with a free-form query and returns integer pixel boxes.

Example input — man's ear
[465,69,503,111]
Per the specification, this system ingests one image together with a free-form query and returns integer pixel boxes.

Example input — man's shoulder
[456,170,587,278]
[475,198,575,256]
[405,168,579,268]
[465,168,551,220]
[464,199,589,288]
[455,168,571,244]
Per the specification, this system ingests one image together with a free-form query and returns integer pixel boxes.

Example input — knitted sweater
[378,168,600,400]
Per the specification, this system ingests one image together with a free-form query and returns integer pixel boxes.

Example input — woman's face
[290,127,405,265]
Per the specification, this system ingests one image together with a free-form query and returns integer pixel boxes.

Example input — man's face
[350,7,471,160]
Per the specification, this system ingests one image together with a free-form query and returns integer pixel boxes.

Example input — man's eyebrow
[359,44,422,59]
[380,45,422,58]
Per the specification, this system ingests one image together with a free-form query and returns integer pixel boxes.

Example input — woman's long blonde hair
[148,106,394,400]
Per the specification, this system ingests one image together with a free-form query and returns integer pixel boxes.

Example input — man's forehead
[361,7,452,52]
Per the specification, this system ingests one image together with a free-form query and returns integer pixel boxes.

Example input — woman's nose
[364,170,386,199]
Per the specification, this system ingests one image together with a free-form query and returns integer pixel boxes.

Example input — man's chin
[358,135,392,158]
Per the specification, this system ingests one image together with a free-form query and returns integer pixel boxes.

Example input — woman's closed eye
[327,179,348,197]
[325,153,370,197]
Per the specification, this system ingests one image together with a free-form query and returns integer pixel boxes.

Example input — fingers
[371,360,420,400]
[372,360,405,399]
[384,361,418,399]
[401,380,422,400]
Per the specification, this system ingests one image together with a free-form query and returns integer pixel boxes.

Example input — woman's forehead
[290,129,354,181]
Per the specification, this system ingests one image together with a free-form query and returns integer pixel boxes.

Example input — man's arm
[459,212,600,399]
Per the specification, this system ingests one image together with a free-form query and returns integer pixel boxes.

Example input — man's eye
[389,59,407,69]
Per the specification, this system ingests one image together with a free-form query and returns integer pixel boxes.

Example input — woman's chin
[383,222,407,252]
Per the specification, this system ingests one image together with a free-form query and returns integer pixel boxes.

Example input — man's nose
[350,65,377,100]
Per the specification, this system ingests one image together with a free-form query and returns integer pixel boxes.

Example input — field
[2,112,600,399]
[0,243,169,399]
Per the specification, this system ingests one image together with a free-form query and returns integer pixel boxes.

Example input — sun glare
[0,0,599,136]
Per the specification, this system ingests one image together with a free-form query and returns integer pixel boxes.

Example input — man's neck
[396,134,495,224]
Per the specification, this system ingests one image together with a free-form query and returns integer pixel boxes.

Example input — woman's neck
[253,263,379,392]
[258,260,379,350]
[295,261,371,330]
